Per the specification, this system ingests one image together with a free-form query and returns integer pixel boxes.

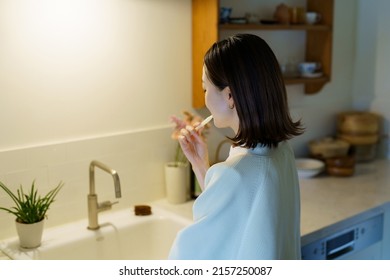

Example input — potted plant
[0,180,63,248]
[166,111,210,203]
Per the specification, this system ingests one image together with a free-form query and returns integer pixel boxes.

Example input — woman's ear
[222,86,231,100]
[222,87,235,109]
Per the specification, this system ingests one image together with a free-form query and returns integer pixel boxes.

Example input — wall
[0,0,191,150]
[0,0,192,240]
[353,0,390,158]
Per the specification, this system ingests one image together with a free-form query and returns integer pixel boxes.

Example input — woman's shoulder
[206,147,267,182]
[205,159,242,187]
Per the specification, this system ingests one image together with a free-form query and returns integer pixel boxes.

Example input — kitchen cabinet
[192,0,334,108]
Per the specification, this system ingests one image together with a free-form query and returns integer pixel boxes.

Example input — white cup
[299,62,321,75]
[306,12,321,24]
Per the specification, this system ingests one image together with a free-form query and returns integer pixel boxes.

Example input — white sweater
[168,141,301,260]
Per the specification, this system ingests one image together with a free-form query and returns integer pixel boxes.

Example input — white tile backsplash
[0,150,28,175]
[26,144,68,169]
[0,126,175,240]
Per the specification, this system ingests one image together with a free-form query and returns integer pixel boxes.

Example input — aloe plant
[0,180,63,224]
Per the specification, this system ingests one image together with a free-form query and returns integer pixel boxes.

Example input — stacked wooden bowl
[326,156,356,176]
[337,111,380,161]
[309,137,355,176]
[337,111,380,144]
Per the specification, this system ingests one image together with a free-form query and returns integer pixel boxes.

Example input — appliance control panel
[301,213,383,260]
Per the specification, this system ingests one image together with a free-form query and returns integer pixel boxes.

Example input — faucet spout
[88,160,122,230]
[89,160,122,198]
[113,173,121,198]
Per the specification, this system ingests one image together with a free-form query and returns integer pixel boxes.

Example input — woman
[169,34,303,260]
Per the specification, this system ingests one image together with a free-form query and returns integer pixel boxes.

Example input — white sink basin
[0,205,191,260]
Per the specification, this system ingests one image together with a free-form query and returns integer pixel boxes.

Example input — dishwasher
[301,202,390,260]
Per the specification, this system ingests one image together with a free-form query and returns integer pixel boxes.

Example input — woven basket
[337,111,380,135]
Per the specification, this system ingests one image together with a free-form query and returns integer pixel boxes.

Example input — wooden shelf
[192,0,334,108]
[285,75,330,94]
[285,76,330,84]
[219,23,331,31]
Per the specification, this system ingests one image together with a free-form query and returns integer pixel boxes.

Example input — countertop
[299,159,390,235]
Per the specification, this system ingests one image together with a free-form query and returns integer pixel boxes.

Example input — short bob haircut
[204,33,304,149]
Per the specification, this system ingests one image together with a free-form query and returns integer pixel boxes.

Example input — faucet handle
[110,201,119,206]
[98,200,119,211]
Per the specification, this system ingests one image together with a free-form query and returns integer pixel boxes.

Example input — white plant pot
[164,162,190,204]
[15,219,44,249]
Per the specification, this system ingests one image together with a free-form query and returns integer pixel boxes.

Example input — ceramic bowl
[295,158,325,178]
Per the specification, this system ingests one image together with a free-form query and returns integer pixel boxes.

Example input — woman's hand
[178,124,210,190]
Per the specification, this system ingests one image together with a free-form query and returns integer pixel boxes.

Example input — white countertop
[299,159,390,235]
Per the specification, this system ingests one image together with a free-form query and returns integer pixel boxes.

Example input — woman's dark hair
[204,33,304,149]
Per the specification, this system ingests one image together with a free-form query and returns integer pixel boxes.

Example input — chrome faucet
[87,160,122,230]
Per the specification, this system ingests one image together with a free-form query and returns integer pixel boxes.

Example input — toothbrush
[196,115,213,131]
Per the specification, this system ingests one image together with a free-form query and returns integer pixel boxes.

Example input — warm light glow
[7,0,113,65]
[0,0,192,150]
